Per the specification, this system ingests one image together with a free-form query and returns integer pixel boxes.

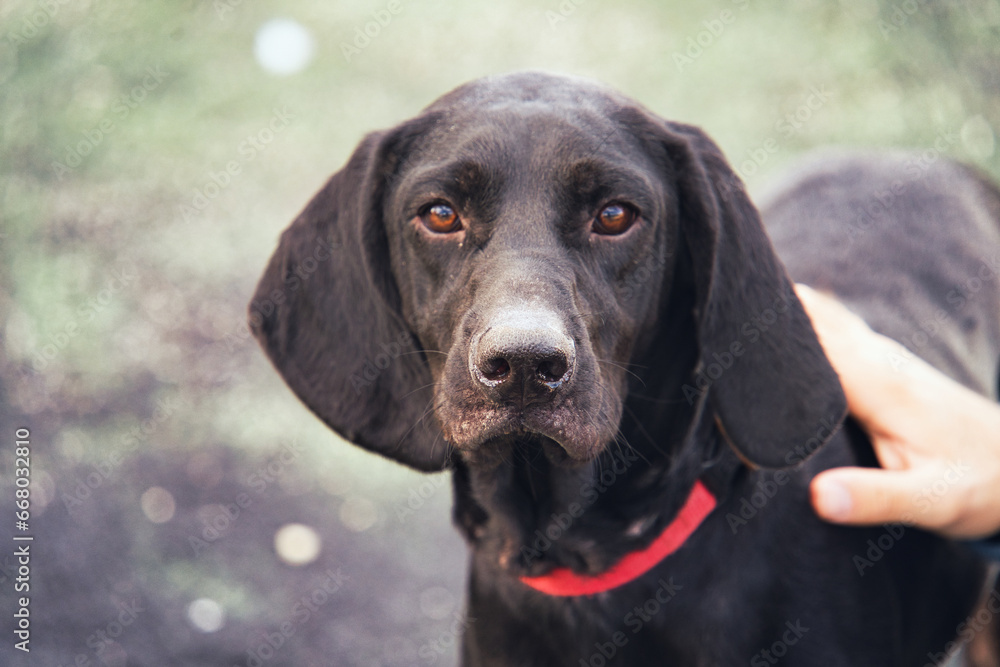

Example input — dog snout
[470,311,576,405]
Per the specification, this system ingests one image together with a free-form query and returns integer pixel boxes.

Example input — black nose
[470,312,575,405]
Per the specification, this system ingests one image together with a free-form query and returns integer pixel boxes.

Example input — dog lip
[475,431,580,464]
[459,417,600,463]
[465,424,557,449]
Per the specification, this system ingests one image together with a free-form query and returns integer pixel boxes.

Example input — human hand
[795,283,1000,540]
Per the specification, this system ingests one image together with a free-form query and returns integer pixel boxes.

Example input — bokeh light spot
[274,522,322,566]
[140,486,176,524]
[187,598,225,633]
[339,495,378,532]
[254,19,315,75]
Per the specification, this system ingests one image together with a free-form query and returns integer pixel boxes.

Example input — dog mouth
[437,391,620,464]
[434,338,625,464]
[460,430,583,468]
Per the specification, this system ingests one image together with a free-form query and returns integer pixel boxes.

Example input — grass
[0,1,998,661]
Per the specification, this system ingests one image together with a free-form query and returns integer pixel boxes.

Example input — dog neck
[450,402,738,591]
[518,478,717,595]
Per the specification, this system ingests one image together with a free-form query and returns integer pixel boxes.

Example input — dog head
[249,72,845,474]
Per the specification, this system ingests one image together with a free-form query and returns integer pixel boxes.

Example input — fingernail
[817,478,853,520]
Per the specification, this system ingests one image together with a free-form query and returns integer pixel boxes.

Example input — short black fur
[251,73,998,665]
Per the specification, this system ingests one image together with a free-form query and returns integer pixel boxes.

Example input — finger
[794,285,941,435]
[793,286,898,409]
[810,467,952,530]
[793,284,877,367]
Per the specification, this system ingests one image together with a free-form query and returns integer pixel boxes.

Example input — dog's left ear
[661,121,846,468]
[248,119,449,472]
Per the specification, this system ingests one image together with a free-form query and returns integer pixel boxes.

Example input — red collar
[519,479,716,596]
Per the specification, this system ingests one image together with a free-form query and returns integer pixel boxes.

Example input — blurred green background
[1,0,999,665]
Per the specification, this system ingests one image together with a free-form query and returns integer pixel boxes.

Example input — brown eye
[420,203,462,233]
[593,202,636,235]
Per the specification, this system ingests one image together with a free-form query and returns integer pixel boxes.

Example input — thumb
[810,468,940,529]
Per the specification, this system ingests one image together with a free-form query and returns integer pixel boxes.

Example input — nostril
[482,357,511,382]
[536,355,569,385]
[470,313,576,397]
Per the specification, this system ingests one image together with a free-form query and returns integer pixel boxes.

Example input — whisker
[400,381,438,401]
[428,430,454,466]
[621,401,670,459]
[392,385,446,451]
[592,383,655,467]
[593,356,650,372]
[401,349,447,357]
[568,312,607,326]
[594,357,646,386]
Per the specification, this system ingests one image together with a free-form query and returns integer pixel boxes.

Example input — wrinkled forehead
[421,74,643,159]
[394,97,663,199]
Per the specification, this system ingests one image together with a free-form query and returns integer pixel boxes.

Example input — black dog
[250,72,1000,665]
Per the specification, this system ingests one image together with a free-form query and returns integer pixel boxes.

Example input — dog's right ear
[249,122,449,472]
[656,120,847,469]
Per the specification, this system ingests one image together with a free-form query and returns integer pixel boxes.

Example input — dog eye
[420,203,462,234]
[593,202,637,235]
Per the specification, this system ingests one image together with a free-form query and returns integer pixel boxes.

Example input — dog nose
[471,312,575,404]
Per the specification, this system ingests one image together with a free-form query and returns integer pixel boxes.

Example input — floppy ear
[663,122,847,468]
[249,127,448,472]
